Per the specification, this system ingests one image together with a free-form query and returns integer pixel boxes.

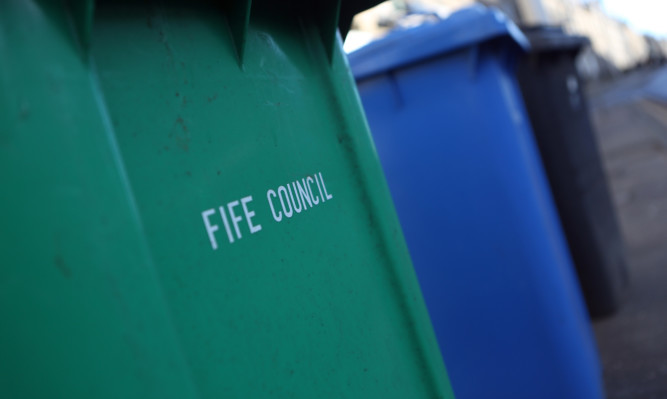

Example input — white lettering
[307,176,319,205]
[219,206,234,243]
[227,200,243,239]
[202,170,333,251]
[241,196,262,234]
[278,185,293,218]
[314,173,325,202]
[289,183,302,213]
[202,208,219,250]
[319,172,333,201]
[267,189,282,222]
[297,179,312,209]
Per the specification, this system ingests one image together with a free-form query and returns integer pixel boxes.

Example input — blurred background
[345,1,667,398]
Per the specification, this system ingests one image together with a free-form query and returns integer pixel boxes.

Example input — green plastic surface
[0,1,454,398]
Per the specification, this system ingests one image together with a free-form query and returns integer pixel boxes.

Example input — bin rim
[348,5,529,81]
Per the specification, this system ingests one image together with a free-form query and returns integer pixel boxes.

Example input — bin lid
[521,26,589,54]
[349,5,529,80]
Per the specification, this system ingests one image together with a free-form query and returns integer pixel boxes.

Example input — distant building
[346,0,665,80]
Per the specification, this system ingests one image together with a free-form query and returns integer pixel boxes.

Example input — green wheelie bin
[0,1,453,398]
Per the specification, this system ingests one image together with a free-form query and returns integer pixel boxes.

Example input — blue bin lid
[349,6,529,80]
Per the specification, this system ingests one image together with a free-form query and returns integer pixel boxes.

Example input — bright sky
[601,0,667,38]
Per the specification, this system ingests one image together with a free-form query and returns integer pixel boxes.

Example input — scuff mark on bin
[54,255,71,278]
[173,116,190,152]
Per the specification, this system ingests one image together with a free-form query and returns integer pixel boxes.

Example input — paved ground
[586,67,667,399]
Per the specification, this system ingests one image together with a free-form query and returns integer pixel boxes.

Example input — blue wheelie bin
[348,6,604,399]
